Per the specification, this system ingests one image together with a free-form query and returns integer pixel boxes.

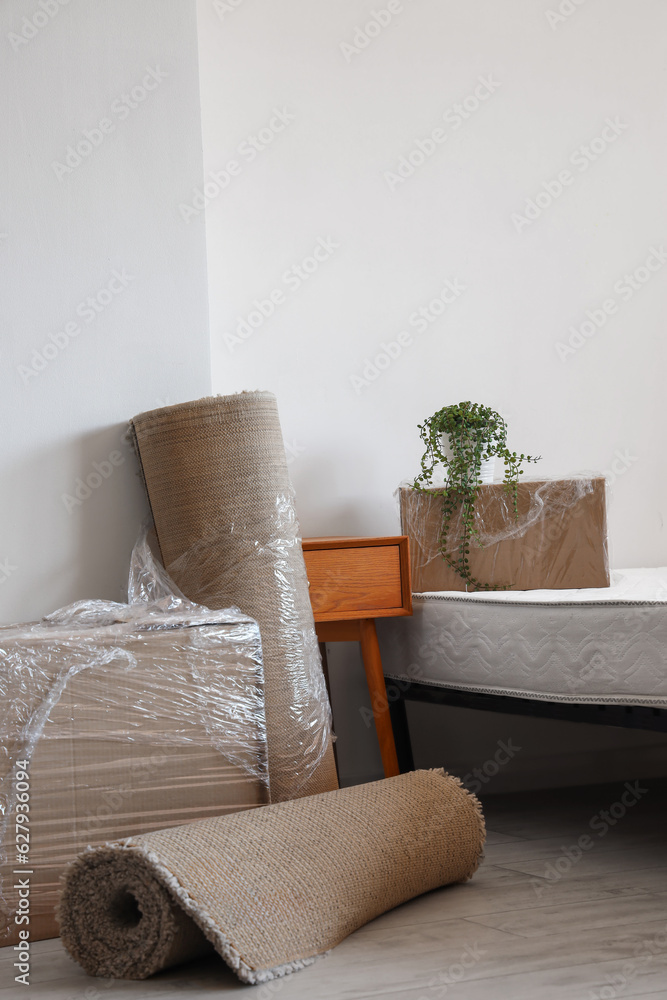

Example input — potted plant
[411,401,540,590]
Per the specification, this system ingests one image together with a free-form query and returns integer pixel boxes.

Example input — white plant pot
[439,434,497,484]
[477,456,497,484]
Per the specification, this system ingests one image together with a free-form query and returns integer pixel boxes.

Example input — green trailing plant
[412,401,540,590]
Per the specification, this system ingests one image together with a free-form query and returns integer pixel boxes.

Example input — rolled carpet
[130,392,337,803]
[59,770,485,985]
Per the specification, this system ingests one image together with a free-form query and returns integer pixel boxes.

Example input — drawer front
[304,545,403,617]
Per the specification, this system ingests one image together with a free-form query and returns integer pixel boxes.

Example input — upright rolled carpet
[130,392,337,802]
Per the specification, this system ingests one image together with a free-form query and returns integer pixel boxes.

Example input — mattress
[377,569,667,707]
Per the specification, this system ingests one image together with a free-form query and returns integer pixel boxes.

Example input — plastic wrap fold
[0,529,269,943]
[400,476,610,592]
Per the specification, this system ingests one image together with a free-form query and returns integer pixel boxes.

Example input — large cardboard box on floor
[400,477,610,592]
[0,604,270,946]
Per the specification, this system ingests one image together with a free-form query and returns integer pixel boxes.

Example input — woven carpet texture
[59,770,486,985]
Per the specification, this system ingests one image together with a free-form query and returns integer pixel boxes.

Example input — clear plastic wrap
[0,528,269,943]
[399,476,610,592]
[130,393,337,803]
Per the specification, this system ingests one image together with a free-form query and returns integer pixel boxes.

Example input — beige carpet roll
[130,392,337,802]
[59,770,485,985]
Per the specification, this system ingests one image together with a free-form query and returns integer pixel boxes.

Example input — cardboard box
[0,608,269,946]
[400,477,610,592]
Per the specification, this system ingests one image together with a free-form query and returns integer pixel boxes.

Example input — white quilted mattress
[377,569,667,707]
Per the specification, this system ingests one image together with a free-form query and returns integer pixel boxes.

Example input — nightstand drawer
[305,545,401,616]
[302,536,412,622]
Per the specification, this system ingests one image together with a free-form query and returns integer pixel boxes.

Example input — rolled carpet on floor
[59,770,485,985]
[130,392,337,803]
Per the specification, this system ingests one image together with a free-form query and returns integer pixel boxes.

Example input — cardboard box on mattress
[400,477,610,592]
[0,614,270,946]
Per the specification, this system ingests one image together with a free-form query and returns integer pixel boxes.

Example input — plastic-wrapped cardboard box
[400,477,610,592]
[0,541,269,946]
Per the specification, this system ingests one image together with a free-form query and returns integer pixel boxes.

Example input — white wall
[1,0,211,624]
[197,0,667,790]
[198,0,666,560]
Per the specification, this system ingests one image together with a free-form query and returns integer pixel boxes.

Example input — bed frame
[388,680,667,773]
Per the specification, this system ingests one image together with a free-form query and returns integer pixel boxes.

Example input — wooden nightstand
[302,536,412,778]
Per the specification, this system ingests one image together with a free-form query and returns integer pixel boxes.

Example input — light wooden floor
[3,779,667,999]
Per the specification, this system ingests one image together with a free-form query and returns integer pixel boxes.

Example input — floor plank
[463,892,667,936]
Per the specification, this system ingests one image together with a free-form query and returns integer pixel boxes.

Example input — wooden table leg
[358,618,400,778]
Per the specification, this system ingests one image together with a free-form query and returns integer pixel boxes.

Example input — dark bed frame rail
[387,681,667,773]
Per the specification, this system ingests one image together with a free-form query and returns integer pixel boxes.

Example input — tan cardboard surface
[400,478,610,592]
[1,618,269,946]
